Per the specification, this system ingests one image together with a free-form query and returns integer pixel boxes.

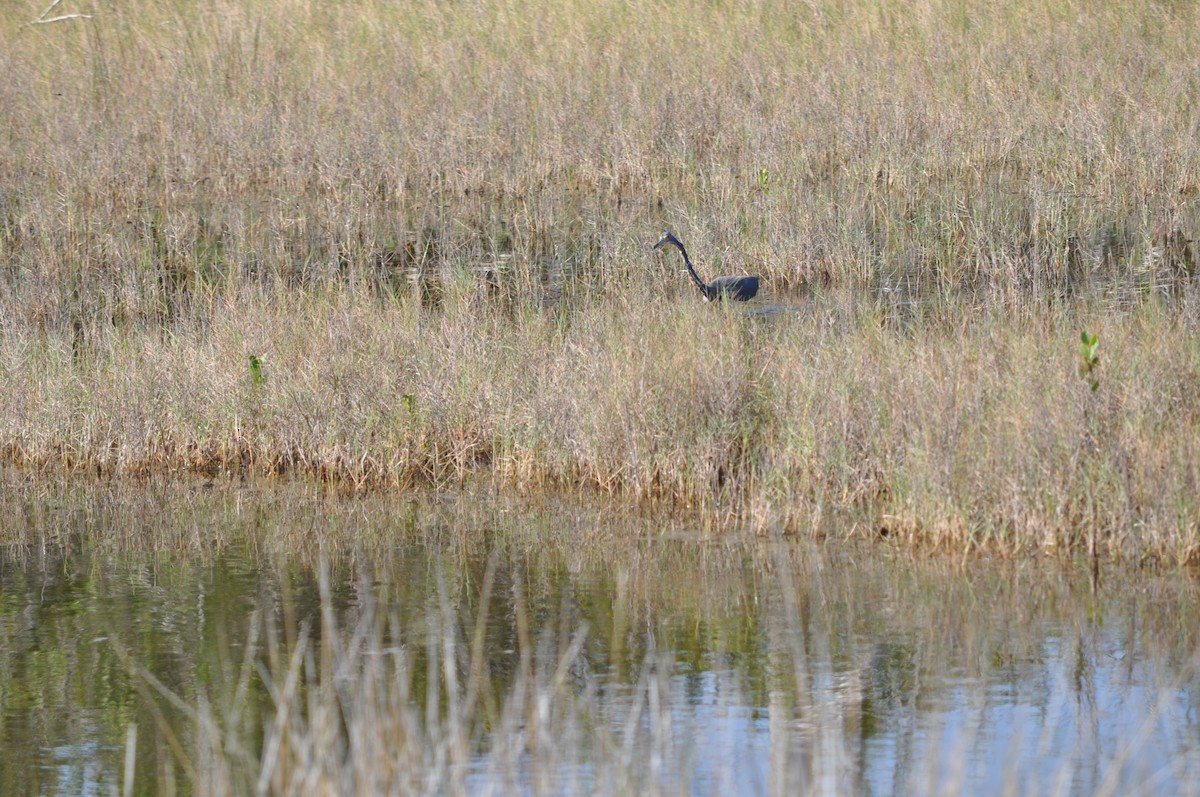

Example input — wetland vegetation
[10,5,1200,792]
[2,475,1200,796]
[4,2,1200,552]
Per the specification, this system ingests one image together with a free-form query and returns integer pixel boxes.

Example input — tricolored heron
[653,231,760,301]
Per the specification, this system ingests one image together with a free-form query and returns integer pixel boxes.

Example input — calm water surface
[1,475,1198,796]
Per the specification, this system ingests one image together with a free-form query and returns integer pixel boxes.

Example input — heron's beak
[653,239,667,250]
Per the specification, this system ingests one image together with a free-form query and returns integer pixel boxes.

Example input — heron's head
[653,231,678,251]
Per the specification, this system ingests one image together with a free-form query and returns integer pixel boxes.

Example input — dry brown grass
[3,0,1200,560]
[4,475,1200,794]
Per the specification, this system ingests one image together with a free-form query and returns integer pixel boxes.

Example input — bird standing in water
[653,231,760,301]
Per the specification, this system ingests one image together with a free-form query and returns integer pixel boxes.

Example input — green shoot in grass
[1079,331,1099,392]
[249,355,266,389]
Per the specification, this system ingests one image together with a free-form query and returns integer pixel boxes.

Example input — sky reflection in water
[0,477,1198,796]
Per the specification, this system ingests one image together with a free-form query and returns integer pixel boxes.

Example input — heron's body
[653,232,760,302]
[703,273,761,302]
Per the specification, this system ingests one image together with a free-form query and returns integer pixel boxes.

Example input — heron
[653,231,760,302]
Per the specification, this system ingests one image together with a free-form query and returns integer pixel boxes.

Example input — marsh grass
[4,0,1200,559]
[109,515,1200,797]
[161,561,702,797]
[5,289,1200,562]
[4,477,1200,794]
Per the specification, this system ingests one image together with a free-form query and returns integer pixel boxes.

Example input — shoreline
[4,292,1198,565]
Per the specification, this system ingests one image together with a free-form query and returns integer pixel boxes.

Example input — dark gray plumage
[653,231,760,302]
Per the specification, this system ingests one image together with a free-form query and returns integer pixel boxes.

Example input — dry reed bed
[3,0,1200,559]
[3,0,1199,315]
[3,291,1200,561]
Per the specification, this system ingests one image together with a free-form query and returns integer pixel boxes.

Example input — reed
[111,517,1200,797]
[4,478,1199,794]
[3,0,1200,559]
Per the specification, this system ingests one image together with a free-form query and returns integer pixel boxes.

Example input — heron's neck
[674,241,707,293]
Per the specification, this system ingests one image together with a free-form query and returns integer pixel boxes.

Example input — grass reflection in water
[0,475,1198,796]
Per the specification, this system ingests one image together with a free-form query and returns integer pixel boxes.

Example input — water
[1,475,1198,796]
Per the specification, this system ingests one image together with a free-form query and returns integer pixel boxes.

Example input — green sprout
[1078,331,1099,392]
[757,168,770,193]
[248,354,266,388]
